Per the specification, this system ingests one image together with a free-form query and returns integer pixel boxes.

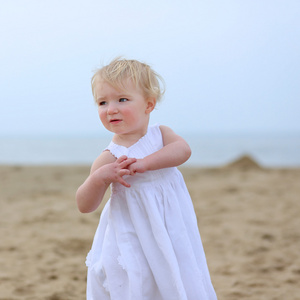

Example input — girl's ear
[145,97,156,114]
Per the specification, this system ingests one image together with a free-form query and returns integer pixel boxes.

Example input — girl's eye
[99,101,107,106]
[119,98,128,102]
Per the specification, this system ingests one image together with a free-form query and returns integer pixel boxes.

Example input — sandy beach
[1,156,300,300]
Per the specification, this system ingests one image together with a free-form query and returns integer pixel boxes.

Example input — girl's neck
[112,127,149,148]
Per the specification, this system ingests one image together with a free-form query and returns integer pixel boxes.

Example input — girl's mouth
[110,119,122,124]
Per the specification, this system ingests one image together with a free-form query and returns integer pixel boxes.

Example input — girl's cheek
[99,111,106,122]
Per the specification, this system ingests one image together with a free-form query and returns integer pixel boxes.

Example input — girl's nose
[107,103,118,115]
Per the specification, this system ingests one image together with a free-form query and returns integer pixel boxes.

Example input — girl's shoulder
[158,124,172,134]
[90,150,116,174]
[150,123,173,137]
[157,124,177,136]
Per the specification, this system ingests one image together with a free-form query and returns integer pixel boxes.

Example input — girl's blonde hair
[91,57,165,103]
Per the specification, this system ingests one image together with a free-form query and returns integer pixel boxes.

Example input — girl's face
[95,78,155,142]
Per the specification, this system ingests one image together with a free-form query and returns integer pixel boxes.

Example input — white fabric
[86,124,217,300]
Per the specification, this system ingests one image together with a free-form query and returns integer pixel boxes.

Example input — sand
[1,156,300,300]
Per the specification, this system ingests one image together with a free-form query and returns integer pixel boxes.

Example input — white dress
[85,124,217,300]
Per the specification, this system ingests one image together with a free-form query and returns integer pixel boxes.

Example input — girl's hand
[76,154,136,213]
[93,155,137,188]
[127,159,147,175]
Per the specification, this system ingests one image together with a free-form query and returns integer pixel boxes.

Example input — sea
[1,133,300,168]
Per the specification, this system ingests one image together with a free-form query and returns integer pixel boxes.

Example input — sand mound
[224,155,262,170]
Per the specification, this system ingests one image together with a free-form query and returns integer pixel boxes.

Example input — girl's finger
[120,157,137,168]
[116,155,128,163]
[118,177,131,188]
[130,169,137,176]
[119,169,130,177]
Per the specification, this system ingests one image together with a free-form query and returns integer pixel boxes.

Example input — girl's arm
[76,152,136,213]
[128,125,191,173]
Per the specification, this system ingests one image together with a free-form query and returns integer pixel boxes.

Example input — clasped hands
[103,155,146,188]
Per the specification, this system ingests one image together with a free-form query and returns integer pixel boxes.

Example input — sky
[1,0,299,137]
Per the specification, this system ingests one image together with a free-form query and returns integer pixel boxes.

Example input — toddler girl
[76,58,217,300]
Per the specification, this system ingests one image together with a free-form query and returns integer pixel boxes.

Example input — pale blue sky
[1,0,299,137]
